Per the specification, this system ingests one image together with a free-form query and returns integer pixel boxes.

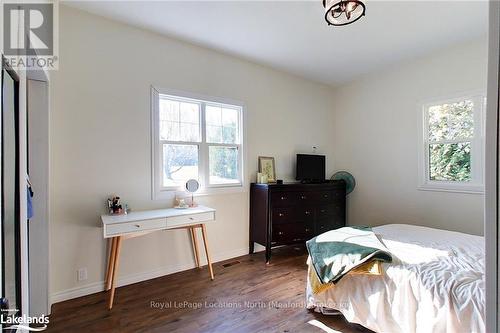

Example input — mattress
[306,224,485,333]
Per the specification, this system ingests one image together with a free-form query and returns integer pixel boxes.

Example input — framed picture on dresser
[258,156,276,183]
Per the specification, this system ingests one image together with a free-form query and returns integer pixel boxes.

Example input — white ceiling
[64,1,488,86]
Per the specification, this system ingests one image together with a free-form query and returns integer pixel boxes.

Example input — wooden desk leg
[108,236,122,310]
[200,224,214,281]
[105,237,117,291]
[190,227,200,268]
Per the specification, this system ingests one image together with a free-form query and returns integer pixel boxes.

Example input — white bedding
[306,224,485,333]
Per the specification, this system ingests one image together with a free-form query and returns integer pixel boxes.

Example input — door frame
[0,55,22,316]
[485,1,499,331]
[26,74,50,316]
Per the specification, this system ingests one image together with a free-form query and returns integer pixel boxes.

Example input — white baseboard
[50,247,250,305]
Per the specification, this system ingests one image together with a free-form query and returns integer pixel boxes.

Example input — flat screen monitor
[296,154,325,182]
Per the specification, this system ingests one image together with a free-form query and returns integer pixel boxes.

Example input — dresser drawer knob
[135,224,140,228]
[278,231,284,235]
[300,195,307,200]
[189,217,195,220]
[323,194,328,198]
[278,213,284,217]
[305,211,311,215]
[305,228,310,232]
[320,209,326,213]
[281,196,286,200]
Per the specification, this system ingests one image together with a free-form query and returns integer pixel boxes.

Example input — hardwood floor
[47,246,373,333]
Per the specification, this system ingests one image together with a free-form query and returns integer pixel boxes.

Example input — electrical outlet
[77,268,88,281]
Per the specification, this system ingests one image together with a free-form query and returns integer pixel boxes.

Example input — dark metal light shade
[323,0,366,26]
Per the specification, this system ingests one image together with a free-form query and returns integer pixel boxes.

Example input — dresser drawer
[272,223,314,244]
[272,207,292,224]
[317,205,342,218]
[317,191,334,202]
[316,218,344,235]
[296,207,314,221]
[294,192,313,203]
[167,211,215,228]
[106,218,166,236]
[317,190,344,203]
[316,222,329,235]
[271,191,317,207]
[271,192,297,207]
[272,207,313,224]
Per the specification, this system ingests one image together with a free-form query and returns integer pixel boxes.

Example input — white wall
[49,6,336,301]
[331,38,487,236]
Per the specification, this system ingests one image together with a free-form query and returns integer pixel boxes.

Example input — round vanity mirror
[186,179,200,193]
[185,179,200,207]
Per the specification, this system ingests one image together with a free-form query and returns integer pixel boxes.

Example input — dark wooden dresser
[249,181,346,262]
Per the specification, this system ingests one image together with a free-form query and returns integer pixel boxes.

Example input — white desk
[101,205,216,309]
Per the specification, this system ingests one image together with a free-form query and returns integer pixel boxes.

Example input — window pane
[206,105,222,143]
[222,108,239,144]
[180,102,199,123]
[209,146,239,185]
[160,99,179,121]
[222,127,236,144]
[160,97,201,142]
[163,144,199,187]
[222,108,238,127]
[206,105,240,144]
[207,125,222,143]
[429,142,471,181]
[163,121,180,141]
[428,100,474,141]
[180,123,200,142]
[206,105,222,125]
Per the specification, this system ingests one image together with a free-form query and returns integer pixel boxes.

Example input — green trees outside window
[427,99,475,182]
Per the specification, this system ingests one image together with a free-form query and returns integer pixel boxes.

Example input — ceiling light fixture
[323,0,366,26]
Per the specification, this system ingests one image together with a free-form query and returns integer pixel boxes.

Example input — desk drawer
[106,218,166,236]
[167,212,215,228]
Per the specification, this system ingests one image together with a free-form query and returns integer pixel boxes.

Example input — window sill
[196,184,247,196]
[153,184,247,200]
[417,183,484,195]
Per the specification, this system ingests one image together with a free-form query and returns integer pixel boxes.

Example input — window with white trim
[419,94,485,193]
[152,88,244,197]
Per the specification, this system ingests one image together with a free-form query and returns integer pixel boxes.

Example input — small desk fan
[331,171,356,194]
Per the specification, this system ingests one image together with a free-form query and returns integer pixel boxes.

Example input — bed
[306,224,485,333]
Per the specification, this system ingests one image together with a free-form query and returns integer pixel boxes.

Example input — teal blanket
[306,226,392,284]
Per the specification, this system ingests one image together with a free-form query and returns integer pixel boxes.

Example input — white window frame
[151,86,246,200]
[418,92,485,194]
